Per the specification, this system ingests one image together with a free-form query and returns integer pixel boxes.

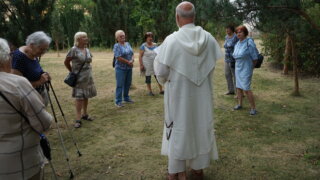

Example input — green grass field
[41,48,320,179]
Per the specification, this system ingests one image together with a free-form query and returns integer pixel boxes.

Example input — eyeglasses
[236,31,244,34]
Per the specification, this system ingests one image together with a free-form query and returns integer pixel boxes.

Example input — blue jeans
[115,67,132,104]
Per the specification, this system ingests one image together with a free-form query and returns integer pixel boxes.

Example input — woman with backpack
[232,25,259,115]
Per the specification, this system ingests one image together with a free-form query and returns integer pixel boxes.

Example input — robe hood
[155,24,222,86]
[174,24,209,56]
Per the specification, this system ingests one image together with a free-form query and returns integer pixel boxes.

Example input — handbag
[112,56,116,68]
[0,91,52,160]
[64,60,86,87]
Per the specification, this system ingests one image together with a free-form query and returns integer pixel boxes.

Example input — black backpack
[112,56,116,68]
[247,38,264,68]
[255,53,264,68]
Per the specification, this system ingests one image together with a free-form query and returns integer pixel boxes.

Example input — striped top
[0,72,52,180]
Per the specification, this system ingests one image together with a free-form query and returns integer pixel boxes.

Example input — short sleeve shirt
[11,49,44,82]
[233,38,258,61]
[66,47,95,88]
[224,34,238,63]
[113,42,134,70]
[139,43,157,51]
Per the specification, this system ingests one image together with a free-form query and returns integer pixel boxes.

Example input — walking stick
[48,81,82,157]
[45,84,74,179]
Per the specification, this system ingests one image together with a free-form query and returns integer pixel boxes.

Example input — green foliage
[295,21,320,76]
[0,0,55,46]
[260,33,286,64]
[1,0,239,48]
[51,9,64,48]
[235,0,320,76]
[55,0,85,47]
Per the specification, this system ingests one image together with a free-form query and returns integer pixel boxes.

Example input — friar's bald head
[175,1,195,27]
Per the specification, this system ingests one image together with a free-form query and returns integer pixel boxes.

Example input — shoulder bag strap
[0,91,40,135]
[77,61,86,75]
[77,53,87,75]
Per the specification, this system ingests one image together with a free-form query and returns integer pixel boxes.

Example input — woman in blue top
[138,32,163,96]
[11,31,51,105]
[232,25,258,115]
[223,25,238,96]
[113,30,134,107]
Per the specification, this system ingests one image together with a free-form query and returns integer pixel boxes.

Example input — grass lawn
[41,47,320,179]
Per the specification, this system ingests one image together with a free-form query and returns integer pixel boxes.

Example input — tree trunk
[283,34,291,75]
[55,40,60,57]
[290,35,300,96]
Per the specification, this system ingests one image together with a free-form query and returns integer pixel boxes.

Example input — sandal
[167,173,178,180]
[233,104,242,110]
[190,169,204,180]
[81,114,94,121]
[74,120,81,128]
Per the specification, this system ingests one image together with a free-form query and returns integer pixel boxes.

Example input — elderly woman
[113,30,134,107]
[139,32,163,96]
[224,25,238,96]
[232,25,258,115]
[11,31,52,104]
[64,32,97,128]
[0,38,52,180]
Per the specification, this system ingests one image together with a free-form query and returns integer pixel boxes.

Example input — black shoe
[234,105,242,110]
[81,114,94,121]
[224,92,235,95]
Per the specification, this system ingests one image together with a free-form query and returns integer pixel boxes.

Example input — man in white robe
[154,1,222,179]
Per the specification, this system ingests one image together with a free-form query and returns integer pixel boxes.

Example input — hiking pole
[45,84,74,179]
[48,161,58,180]
[48,81,82,157]
[40,134,58,180]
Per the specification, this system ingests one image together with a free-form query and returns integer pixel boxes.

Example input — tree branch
[267,6,320,32]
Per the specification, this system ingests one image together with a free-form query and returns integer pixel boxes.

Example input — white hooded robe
[154,24,222,161]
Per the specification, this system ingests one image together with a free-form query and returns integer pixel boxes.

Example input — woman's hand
[140,64,145,71]
[40,72,50,84]
[64,57,72,72]
[128,61,134,67]
[253,60,257,69]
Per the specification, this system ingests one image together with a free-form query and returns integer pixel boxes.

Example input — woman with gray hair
[113,30,134,107]
[11,31,52,104]
[0,38,53,180]
[64,32,97,128]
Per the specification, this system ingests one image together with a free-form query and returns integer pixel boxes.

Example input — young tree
[55,0,85,47]
[51,9,65,56]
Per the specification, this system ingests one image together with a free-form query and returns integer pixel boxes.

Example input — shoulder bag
[0,91,52,160]
[64,59,86,87]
